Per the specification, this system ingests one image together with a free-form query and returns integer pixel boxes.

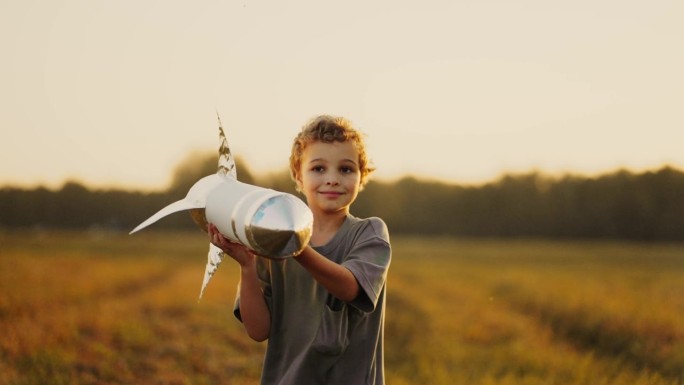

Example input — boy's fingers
[206,224,250,256]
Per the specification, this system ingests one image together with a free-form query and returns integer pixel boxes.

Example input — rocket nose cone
[249,194,313,259]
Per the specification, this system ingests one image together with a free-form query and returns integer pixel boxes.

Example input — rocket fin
[129,199,201,234]
[198,243,226,300]
[216,112,237,180]
[129,174,225,235]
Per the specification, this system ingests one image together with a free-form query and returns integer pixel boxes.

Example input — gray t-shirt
[234,215,392,385]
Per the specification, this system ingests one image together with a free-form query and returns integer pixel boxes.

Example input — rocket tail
[216,112,237,179]
[198,243,226,301]
[129,199,202,234]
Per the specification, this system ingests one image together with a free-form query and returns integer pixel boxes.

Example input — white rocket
[130,114,313,299]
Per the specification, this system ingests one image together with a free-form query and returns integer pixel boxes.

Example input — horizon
[2,160,679,193]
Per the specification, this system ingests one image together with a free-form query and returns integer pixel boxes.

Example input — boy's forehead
[304,140,359,161]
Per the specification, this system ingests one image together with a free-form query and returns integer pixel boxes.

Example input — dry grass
[0,231,682,384]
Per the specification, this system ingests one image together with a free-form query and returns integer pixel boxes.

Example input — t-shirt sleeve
[343,217,391,313]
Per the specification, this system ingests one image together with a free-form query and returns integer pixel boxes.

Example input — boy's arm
[208,224,270,341]
[236,260,271,342]
[294,245,360,302]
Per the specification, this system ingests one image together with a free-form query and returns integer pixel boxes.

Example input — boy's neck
[310,210,348,247]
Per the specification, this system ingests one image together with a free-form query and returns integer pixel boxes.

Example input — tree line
[1,153,682,241]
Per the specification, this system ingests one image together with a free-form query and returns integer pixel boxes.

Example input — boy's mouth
[319,191,344,198]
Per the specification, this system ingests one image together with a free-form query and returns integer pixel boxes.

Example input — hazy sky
[2,0,682,190]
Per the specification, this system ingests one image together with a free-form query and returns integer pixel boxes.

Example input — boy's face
[296,140,361,216]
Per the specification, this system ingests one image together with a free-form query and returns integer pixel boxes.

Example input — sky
[1,0,683,191]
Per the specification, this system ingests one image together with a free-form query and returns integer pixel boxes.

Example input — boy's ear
[294,171,303,192]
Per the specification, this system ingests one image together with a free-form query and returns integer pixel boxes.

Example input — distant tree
[258,169,298,196]
[2,158,683,241]
[647,167,684,239]
[167,151,256,198]
[56,181,92,228]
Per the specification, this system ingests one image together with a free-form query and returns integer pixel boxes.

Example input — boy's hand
[207,224,256,267]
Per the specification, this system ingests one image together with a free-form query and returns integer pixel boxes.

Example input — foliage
[1,159,683,240]
[167,151,256,197]
[352,166,684,240]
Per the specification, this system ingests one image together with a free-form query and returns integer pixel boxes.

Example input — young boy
[208,115,391,384]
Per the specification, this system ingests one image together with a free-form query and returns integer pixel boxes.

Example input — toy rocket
[130,114,313,299]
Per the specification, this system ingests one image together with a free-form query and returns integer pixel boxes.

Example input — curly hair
[289,115,375,190]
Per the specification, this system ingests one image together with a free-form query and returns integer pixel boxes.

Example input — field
[1,230,682,384]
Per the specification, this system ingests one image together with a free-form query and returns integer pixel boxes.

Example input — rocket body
[129,113,310,299]
[203,176,313,259]
[131,174,313,259]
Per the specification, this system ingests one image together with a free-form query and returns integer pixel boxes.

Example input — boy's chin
[317,204,350,215]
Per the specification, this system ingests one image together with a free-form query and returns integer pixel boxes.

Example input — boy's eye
[340,166,356,174]
[312,166,325,172]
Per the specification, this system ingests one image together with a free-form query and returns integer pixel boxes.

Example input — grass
[0,230,682,384]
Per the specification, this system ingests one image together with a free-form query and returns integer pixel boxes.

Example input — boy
[208,115,391,384]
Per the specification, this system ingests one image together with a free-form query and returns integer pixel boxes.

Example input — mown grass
[0,231,682,384]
